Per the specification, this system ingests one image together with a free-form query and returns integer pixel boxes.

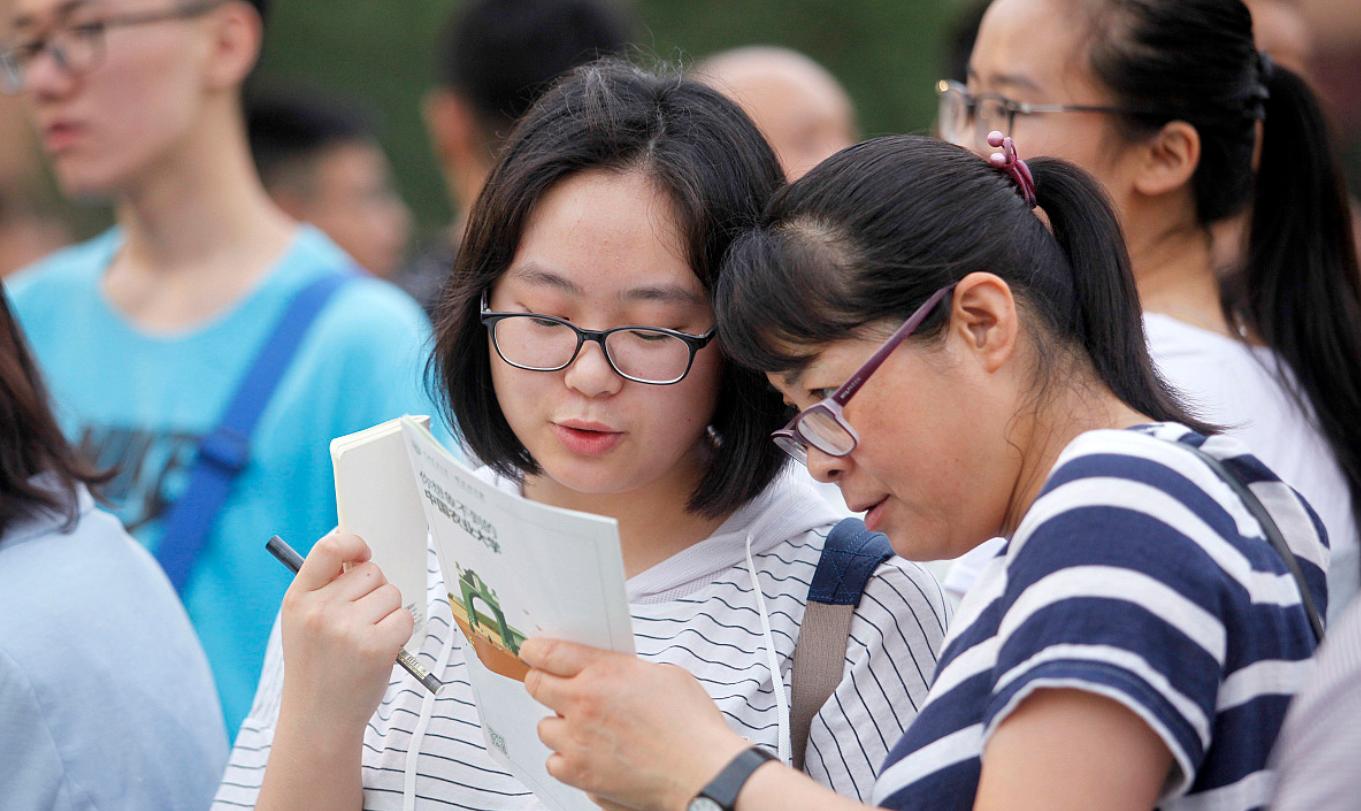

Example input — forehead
[506,168,704,299]
[970,0,1096,96]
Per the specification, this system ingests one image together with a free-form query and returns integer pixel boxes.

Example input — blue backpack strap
[155,271,355,594]
[790,517,895,769]
[808,517,896,605]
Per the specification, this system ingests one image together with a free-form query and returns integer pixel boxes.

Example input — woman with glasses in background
[513,134,1328,811]
[939,0,1361,620]
[215,61,947,810]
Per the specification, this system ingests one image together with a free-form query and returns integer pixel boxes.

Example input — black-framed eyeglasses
[935,79,1159,150]
[479,293,717,386]
[773,284,955,465]
[0,0,227,95]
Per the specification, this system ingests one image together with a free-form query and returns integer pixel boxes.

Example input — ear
[948,271,1019,375]
[202,3,264,90]
[423,89,480,167]
[1130,120,1200,198]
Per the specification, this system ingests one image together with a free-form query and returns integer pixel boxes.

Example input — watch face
[687,798,724,811]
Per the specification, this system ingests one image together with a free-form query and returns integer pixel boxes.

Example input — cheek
[72,46,202,185]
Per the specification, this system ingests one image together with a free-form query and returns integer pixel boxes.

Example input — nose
[561,339,623,399]
[804,444,849,485]
[22,43,77,100]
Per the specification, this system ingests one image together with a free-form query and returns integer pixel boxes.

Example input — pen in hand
[266,534,442,695]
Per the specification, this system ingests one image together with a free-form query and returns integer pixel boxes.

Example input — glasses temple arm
[831,284,955,405]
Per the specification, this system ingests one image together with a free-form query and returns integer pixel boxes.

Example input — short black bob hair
[717,135,1214,437]
[432,60,789,518]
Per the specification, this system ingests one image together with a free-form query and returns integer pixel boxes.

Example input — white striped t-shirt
[873,424,1327,811]
[215,473,949,808]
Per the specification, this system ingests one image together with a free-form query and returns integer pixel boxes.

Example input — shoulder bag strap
[1179,440,1325,642]
[790,516,894,770]
[155,271,356,594]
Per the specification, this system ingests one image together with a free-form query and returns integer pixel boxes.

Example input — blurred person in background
[693,45,857,181]
[0,287,226,809]
[247,87,412,279]
[0,91,69,275]
[396,0,634,313]
[0,0,442,734]
[944,0,1361,621]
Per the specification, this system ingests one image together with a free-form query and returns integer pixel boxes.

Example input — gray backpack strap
[790,518,894,770]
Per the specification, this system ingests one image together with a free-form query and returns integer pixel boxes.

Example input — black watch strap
[692,746,778,811]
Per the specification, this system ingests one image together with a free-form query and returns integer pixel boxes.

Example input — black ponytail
[1029,158,1212,432]
[1237,62,1361,533]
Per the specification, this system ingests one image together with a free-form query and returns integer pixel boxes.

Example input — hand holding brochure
[331,416,634,811]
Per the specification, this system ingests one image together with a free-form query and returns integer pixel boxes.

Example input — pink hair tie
[987,131,1037,209]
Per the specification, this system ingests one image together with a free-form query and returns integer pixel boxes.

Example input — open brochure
[331,415,634,811]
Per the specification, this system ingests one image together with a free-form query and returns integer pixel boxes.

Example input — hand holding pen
[266,533,439,735]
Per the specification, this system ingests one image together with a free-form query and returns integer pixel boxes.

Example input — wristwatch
[687,746,778,811]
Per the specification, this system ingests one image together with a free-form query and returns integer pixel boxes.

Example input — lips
[42,121,85,154]
[551,420,624,458]
[857,496,891,532]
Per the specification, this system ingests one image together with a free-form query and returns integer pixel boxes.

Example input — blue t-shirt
[6,227,448,734]
[0,483,227,810]
[873,424,1327,811]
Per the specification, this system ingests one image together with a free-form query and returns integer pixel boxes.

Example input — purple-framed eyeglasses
[773,283,956,464]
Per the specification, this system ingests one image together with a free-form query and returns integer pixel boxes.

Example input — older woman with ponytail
[514,135,1327,811]
[947,0,1361,619]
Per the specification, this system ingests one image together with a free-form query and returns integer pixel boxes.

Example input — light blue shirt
[0,483,227,809]
[6,227,449,734]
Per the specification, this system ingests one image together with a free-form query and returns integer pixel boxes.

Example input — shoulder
[286,231,432,347]
[1023,424,1252,542]
[5,231,118,312]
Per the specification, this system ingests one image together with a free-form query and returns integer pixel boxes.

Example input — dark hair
[432,60,788,518]
[246,88,378,192]
[243,0,268,24]
[1080,0,1361,554]
[434,0,634,142]
[0,289,109,537]
[716,135,1215,438]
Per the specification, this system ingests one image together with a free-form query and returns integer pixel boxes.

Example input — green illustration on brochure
[450,564,530,681]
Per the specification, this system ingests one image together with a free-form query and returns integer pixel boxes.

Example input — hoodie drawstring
[745,532,792,763]
[403,615,457,811]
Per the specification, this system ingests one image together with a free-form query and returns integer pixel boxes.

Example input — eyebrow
[12,0,89,30]
[507,266,583,296]
[619,284,704,306]
[967,66,1043,94]
[508,264,704,306]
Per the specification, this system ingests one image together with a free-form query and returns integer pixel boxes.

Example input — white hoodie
[216,470,949,809]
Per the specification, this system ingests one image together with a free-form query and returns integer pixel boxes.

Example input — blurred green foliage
[254,0,966,235]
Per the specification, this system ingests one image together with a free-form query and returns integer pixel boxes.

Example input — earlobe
[951,272,1018,374]
[1132,121,1200,198]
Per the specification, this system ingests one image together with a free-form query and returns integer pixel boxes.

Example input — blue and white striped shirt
[873,423,1327,811]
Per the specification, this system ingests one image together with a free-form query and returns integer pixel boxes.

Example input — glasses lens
[0,51,18,94]
[773,433,808,465]
[937,84,971,147]
[605,329,693,384]
[56,25,103,75]
[491,316,579,371]
[797,408,856,456]
[975,97,1009,145]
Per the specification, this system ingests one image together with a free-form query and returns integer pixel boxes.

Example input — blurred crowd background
[5,0,1358,280]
